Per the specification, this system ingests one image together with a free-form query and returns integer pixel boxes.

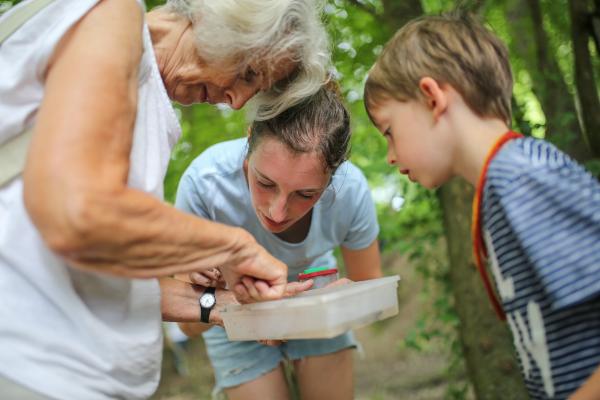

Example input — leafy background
[3,0,598,398]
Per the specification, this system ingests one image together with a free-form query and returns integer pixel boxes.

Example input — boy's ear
[418,77,447,121]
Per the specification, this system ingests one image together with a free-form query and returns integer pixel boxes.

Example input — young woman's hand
[325,277,354,288]
[177,278,313,339]
[234,276,314,304]
[188,268,226,288]
[177,287,239,337]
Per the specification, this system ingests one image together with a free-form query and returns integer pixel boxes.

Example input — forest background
[3,0,599,398]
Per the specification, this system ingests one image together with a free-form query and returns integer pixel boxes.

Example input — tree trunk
[380,0,423,30]
[569,0,600,157]
[438,180,529,399]
[506,0,591,161]
[367,1,529,398]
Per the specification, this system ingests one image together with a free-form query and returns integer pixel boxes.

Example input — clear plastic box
[220,275,400,341]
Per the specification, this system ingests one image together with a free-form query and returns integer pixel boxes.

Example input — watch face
[200,293,216,308]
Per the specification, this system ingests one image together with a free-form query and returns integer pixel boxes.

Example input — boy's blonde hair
[364,13,513,125]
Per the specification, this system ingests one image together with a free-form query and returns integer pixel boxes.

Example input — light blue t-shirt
[175,138,379,281]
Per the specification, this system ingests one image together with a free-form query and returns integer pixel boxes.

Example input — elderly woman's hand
[219,230,289,303]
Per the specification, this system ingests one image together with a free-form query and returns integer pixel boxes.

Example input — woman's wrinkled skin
[148,10,297,108]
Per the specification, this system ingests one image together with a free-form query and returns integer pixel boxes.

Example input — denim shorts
[202,326,358,390]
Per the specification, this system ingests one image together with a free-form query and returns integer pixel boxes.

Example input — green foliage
[4,0,597,397]
[585,158,600,177]
[164,105,246,203]
[0,0,19,13]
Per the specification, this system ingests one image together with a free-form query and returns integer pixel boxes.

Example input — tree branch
[569,0,600,157]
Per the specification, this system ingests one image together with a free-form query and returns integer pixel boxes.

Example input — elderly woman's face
[162,25,296,108]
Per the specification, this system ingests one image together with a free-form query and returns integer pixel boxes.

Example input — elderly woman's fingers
[223,234,288,300]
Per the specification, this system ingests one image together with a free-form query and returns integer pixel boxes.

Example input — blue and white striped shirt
[482,137,600,399]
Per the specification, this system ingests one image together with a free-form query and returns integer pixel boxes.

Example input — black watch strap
[199,287,216,323]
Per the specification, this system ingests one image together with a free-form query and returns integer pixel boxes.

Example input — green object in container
[302,266,331,274]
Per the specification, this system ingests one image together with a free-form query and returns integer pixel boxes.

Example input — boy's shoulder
[487,136,592,191]
[496,136,570,167]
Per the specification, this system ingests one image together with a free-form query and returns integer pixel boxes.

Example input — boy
[364,13,600,399]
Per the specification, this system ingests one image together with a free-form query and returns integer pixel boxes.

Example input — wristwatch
[199,287,216,323]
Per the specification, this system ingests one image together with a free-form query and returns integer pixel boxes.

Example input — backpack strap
[0,0,56,187]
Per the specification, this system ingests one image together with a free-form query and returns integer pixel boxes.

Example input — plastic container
[220,275,400,341]
[298,266,338,289]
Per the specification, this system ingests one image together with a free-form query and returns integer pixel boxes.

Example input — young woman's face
[244,137,331,234]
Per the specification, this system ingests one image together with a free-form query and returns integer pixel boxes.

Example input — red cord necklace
[471,131,523,321]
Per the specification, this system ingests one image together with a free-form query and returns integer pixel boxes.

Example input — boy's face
[369,98,453,189]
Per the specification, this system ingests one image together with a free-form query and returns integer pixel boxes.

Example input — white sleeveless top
[0,1,181,399]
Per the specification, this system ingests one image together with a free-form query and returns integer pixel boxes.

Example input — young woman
[176,85,382,400]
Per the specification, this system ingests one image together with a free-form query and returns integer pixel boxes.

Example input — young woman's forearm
[160,277,237,323]
[341,240,383,281]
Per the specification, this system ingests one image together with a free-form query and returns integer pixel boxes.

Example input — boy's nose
[387,146,396,165]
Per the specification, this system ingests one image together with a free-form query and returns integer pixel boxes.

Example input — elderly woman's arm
[21,0,286,300]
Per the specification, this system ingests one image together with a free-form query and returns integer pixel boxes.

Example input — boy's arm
[569,365,600,400]
[341,239,382,281]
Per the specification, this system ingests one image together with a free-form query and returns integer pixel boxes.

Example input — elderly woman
[0,0,329,399]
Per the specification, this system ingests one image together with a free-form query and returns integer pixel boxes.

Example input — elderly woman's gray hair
[164,0,330,120]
